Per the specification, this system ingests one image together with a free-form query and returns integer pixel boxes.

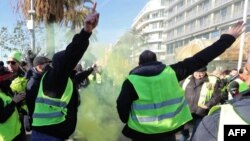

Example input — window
[177,26,184,35]
[176,14,184,22]
[152,22,157,29]
[152,13,158,18]
[234,1,243,17]
[211,31,220,38]
[158,43,162,50]
[221,7,228,20]
[167,44,174,54]
[177,1,184,9]
[199,0,210,12]
[159,32,162,38]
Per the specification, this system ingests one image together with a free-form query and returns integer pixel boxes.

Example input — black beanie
[196,67,207,72]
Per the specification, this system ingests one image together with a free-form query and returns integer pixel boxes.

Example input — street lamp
[26,0,35,52]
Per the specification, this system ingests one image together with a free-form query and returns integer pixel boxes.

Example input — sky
[0,0,148,45]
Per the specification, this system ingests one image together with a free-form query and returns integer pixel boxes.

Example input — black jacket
[0,94,16,123]
[116,34,236,140]
[25,67,45,119]
[75,67,94,89]
[32,29,91,139]
[182,75,221,117]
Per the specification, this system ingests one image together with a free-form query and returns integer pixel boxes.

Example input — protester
[116,21,245,141]
[6,51,28,140]
[30,3,99,141]
[192,51,250,141]
[25,56,52,128]
[179,67,221,141]
[75,63,96,89]
[0,68,26,141]
[7,51,25,77]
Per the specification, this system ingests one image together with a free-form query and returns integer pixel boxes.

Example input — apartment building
[132,0,250,64]
[131,0,166,63]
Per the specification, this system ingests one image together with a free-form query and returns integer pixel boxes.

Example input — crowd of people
[0,2,249,141]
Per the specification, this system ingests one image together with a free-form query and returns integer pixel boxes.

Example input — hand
[199,104,208,109]
[226,21,246,38]
[84,2,99,33]
[12,93,25,103]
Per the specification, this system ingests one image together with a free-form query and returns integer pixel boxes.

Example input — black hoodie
[32,29,91,139]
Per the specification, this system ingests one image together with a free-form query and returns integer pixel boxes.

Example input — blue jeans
[31,131,64,141]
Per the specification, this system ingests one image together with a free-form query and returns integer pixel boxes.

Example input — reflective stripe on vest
[182,75,217,107]
[32,73,73,126]
[209,104,248,141]
[0,92,21,141]
[127,66,192,134]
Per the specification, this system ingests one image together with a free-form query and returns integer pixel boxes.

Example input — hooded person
[116,21,245,141]
[25,56,52,131]
[30,3,99,140]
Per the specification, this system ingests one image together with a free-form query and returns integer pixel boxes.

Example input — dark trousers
[31,131,64,141]
[189,117,202,141]
[179,115,203,141]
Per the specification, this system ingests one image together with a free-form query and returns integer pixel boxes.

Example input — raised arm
[171,21,246,81]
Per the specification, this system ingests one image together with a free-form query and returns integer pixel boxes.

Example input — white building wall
[131,0,250,64]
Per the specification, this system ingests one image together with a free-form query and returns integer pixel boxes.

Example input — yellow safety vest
[127,67,192,134]
[182,75,217,107]
[0,92,21,141]
[32,74,73,126]
[209,104,248,141]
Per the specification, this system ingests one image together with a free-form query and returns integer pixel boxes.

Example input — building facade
[131,0,250,64]
[131,0,166,63]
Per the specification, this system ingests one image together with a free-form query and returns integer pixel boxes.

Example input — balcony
[135,16,165,30]
[214,0,232,8]
[147,38,163,43]
[142,27,165,34]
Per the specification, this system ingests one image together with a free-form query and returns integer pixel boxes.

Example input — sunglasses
[7,61,17,65]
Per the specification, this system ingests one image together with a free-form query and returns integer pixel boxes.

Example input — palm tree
[63,0,98,43]
[12,0,93,58]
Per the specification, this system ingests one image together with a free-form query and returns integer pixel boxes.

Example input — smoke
[50,24,135,141]
[74,81,123,141]
[71,30,136,141]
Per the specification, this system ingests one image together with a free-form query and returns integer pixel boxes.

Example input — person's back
[117,21,245,141]
[31,4,99,140]
[117,50,192,141]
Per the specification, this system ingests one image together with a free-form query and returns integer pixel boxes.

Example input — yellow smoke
[74,84,123,141]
